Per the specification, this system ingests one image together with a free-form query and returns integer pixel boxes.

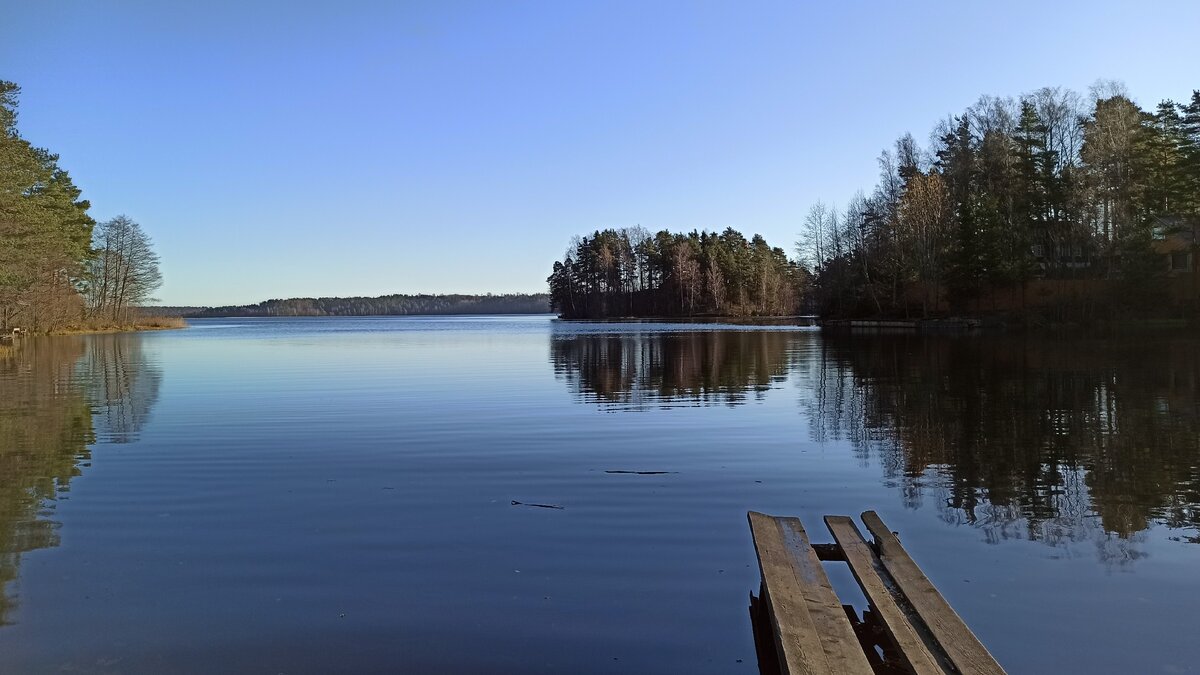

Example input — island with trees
[1,81,170,335]
[547,227,806,319]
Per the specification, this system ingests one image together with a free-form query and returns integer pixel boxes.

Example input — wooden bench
[748,511,1006,675]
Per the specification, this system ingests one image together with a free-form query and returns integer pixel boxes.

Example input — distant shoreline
[168,292,551,319]
[186,312,556,317]
[185,311,553,319]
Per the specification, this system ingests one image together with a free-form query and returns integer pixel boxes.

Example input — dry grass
[132,316,189,329]
[47,316,189,335]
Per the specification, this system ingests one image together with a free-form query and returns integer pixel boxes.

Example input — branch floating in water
[511,500,564,510]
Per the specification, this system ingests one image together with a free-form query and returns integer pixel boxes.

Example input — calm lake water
[0,316,1197,674]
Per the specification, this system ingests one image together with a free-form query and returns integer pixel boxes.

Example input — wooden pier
[748,511,1006,675]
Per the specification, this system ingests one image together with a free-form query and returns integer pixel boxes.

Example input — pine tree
[1179,91,1200,221]
[936,117,981,309]
[0,81,95,331]
[1013,100,1049,280]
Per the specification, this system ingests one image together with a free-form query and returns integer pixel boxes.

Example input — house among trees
[1153,220,1199,301]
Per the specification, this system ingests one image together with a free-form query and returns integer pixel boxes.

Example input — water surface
[0,316,1196,673]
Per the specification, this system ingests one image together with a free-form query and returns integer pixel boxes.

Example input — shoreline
[40,318,189,337]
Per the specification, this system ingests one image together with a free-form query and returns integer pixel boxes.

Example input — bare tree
[898,172,953,315]
[1031,86,1084,173]
[1088,79,1130,103]
[966,95,1018,137]
[798,201,830,270]
[87,215,162,323]
[670,243,701,314]
[1081,95,1143,249]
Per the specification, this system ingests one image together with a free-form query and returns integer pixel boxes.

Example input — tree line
[799,81,1200,320]
[190,293,550,317]
[1,81,163,332]
[547,227,806,319]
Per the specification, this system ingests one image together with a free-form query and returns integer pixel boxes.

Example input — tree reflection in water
[551,331,798,410]
[801,334,1200,563]
[77,334,163,444]
[0,335,161,623]
[552,329,1200,562]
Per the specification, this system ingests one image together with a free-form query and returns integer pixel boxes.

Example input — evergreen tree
[803,82,1198,321]
[936,117,982,308]
[1179,92,1200,220]
[0,81,95,331]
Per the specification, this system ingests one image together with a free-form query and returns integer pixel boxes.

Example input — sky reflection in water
[0,316,1196,673]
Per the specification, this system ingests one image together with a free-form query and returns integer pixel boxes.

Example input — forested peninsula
[800,82,1200,322]
[1,81,170,334]
[547,228,805,319]
[188,293,550,317]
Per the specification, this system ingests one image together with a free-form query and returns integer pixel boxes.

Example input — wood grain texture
[861,510,1007,675]
[748,511,873,675]
[824,515,949,674]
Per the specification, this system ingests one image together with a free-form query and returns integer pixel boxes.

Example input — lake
[0,316,1197,673]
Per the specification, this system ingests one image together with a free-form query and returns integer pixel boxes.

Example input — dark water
[0,316,1197,674]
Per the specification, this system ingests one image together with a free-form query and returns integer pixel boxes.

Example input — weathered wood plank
[825,515,949,675]
[750,585,784,675]
[748,511,874,675]
[861,511,1006,675]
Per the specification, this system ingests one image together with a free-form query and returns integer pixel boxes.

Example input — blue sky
[4,1,1199,305]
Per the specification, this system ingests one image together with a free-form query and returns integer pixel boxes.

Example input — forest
[190,293,550,317]
[799,82,1200,320]
[0,81,164,333]
[547,227,806,319]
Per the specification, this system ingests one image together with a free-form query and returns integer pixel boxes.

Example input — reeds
[46,316,189,335]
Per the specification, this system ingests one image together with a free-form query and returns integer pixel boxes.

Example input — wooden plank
[824,515,949,675]
[750,585,783,675]
[748,512,839,675]
[748,511,874,675]
[861,511,1006,675]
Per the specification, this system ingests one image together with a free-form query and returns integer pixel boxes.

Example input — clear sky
[4,1,1199,305]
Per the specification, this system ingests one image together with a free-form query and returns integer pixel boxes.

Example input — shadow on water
[0,334,161,624]
[801,333,1200,562]
[550,330,800,410]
